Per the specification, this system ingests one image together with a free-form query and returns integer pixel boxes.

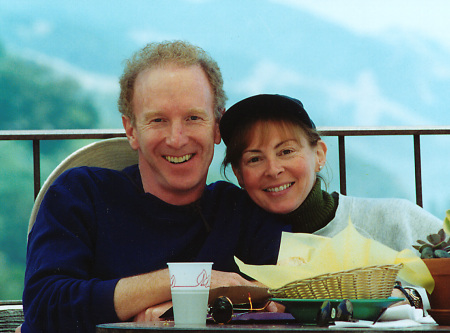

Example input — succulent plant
[413,210,450,259]
[413,229,450,259]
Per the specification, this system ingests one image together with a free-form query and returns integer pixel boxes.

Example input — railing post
[413,135,423,207]
[33,139,41,199]
[338,136,347,195]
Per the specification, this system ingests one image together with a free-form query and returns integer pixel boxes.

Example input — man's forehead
[136,63,203,82]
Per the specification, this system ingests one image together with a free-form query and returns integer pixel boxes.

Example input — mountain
[0,0,449,218]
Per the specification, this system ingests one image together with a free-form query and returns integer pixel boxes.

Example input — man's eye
[189,115,200,121]
[152,118,163,123]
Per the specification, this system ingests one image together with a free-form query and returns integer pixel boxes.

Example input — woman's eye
[280,149,293,155]
[248,157,260,164]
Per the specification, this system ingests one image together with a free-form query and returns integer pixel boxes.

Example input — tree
[0,42,101,299]
[0,56,99,130]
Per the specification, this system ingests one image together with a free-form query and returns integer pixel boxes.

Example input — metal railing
[1,126,450,207]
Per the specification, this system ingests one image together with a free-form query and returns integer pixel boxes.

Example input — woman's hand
[210,270,256,289]
[390,288,410,306]
[265,301,286,313]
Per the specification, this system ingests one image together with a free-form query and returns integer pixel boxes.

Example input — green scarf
[279,179,338,233]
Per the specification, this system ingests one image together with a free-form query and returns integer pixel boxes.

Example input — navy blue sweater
[22,165,287,333]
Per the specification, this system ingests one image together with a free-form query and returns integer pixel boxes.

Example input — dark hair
[118,40,227,123]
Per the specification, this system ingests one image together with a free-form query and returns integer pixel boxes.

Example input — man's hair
[118,40,227,123]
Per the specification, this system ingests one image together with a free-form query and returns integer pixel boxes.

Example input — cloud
[181,0,213,3]
[235,60,432,126]
[233,60,305,95]
[272,0,450,53]
[17,19,53,39]
[324,70,432,126]
[128,29,176,45]
[19,49,118,94]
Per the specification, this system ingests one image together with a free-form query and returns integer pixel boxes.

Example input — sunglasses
[209,294,270,324]
[209,295,357,326]
[316,299,355,326]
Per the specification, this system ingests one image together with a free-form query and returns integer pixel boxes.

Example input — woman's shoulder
[336,193,422,211]
[334,193,442,226]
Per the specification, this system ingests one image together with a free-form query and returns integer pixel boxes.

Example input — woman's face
[234,122,326,214]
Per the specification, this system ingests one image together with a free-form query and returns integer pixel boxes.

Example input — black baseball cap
[219,94,315,146]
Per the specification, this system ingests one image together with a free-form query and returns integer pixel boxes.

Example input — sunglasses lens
[210,296,233,324]
[336,299,353,321]
[316,300,332,326]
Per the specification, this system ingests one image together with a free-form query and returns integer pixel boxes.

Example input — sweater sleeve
[22,169,120,333]
[332,195,443,253]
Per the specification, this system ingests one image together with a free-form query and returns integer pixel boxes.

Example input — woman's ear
[315,140,327,171]
[232,165,245,189]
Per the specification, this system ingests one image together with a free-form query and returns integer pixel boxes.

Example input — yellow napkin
[444,210,450,236]
[236,220,435,293]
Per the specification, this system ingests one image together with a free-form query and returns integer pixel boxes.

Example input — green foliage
[413,229,450,259]
[0,251,25,300]
[0,41,102,299]
[0,54,99,130]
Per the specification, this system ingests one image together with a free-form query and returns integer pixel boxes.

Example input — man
[21,41,282,333]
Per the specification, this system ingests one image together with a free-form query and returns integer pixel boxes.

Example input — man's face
[123,64,220,205]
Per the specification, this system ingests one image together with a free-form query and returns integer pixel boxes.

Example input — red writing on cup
[171,269,211,288]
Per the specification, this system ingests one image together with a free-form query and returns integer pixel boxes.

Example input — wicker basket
[269,264,403,299]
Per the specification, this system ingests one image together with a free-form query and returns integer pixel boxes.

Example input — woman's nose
[264,158,284,178]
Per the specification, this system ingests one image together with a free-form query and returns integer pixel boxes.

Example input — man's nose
[264,158,284,178]
[166,122,189,148]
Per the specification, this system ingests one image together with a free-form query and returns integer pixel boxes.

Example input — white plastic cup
[167,262,213,327]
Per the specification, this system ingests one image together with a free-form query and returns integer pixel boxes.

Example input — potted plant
[413,210,450,310]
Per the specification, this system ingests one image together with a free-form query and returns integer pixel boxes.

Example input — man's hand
[134,301,173,322]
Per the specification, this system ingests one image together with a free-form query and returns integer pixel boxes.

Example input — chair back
[28,137,138,235]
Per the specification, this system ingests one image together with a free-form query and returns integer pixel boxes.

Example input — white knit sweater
[313,194,443,254]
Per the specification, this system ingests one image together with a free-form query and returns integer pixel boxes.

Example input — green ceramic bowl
[271,298,404,323]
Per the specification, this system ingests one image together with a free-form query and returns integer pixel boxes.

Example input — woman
[220,94,443,253]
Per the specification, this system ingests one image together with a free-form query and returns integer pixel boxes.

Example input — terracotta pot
[423,258,450,309]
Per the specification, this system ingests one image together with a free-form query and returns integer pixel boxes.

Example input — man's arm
[120,269,256,321]
[114,269,171,321]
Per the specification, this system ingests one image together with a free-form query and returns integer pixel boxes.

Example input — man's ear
[232,165,245,189]
[122,116,139,150]
[214,119,221,145]
[214,108,226,145]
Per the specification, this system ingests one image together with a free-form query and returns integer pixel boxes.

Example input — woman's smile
[263,182,295,193]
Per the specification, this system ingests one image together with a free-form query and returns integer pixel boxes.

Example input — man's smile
[164,154,194,164]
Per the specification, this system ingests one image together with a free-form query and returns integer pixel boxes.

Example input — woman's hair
[221,118,322,178]
[118,40,227,124]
